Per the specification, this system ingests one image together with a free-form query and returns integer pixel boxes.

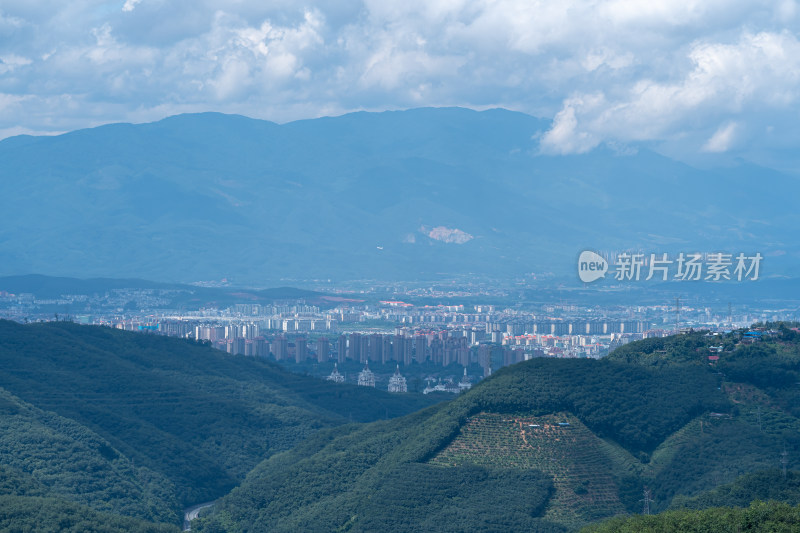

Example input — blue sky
[2,1,800,166]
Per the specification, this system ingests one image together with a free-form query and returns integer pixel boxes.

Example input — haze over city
[2,2,800,532]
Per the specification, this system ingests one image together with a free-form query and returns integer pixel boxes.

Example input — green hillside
[431,413,628,525]
[0,457,178,531]
[193,408,565,533]
[581,500,800,533]
[0,388,179,523]
[670,469,800,510]
[0,494,180,533]
[0,320,442,527]
[3,320,799,531]
[194,356,729,531]
[195,326,800,532]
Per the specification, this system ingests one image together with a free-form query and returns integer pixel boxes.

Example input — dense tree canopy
[3,320,800,531]
[582,500,800,533]
[0,320,442,527]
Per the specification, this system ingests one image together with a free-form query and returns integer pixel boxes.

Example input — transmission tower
[641,487,653,515]
[781,445,789,479]
[675,297,681,334]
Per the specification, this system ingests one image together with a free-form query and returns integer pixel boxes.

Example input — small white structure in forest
[423,377,460,395]
[327,363,345,383]
[458,368,472,392]
[387,365,408,393]
[357,363,376,387]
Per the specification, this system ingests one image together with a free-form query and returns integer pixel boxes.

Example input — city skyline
[3,2,800,530]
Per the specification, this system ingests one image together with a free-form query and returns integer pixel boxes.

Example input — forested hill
[585,469,800,532]
[670,469,800,510]
[581,500,800,533]
[195,326,800,532]
[608,325,800,419]
[4,321,799,531]
[0,320,442,529]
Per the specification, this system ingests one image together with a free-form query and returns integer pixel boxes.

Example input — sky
[2,1,800,166]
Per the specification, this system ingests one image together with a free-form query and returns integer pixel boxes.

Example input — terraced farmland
[647,416,703,471]
[430,412,628,528]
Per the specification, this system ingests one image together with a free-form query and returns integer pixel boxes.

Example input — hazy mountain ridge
[2,107,797,283]
[0,273,323,305]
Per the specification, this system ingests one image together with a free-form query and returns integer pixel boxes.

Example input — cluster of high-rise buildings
[99,300,658,376]
[44,294,725,382]
[110,319,644,377]
[5,283,783,393]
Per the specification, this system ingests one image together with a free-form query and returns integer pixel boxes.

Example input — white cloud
[0,125,64,138]
[703,122,738,152]
[122,0,142,13]
[209,57,251,100]
[542,30,800,154]
[581,49,634,72]
[541,96,603,154]
[0,0,799,166]
[0,93,29,113]
[0,54,32,74]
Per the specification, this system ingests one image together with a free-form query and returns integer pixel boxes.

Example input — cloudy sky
[2,1,800,165]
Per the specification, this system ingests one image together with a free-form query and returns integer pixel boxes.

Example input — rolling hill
[194,326,800,532]
[581,500,800,533]
[0,462,179,532]
[3,319,799,530]
[0,387,179,524]
[0,320,443,528]
[670,469,800,510]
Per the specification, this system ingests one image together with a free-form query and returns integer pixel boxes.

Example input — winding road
[183,500,217,531]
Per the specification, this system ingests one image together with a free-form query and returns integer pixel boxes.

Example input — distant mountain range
[0,274,323,306]
[2,107,798,284]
